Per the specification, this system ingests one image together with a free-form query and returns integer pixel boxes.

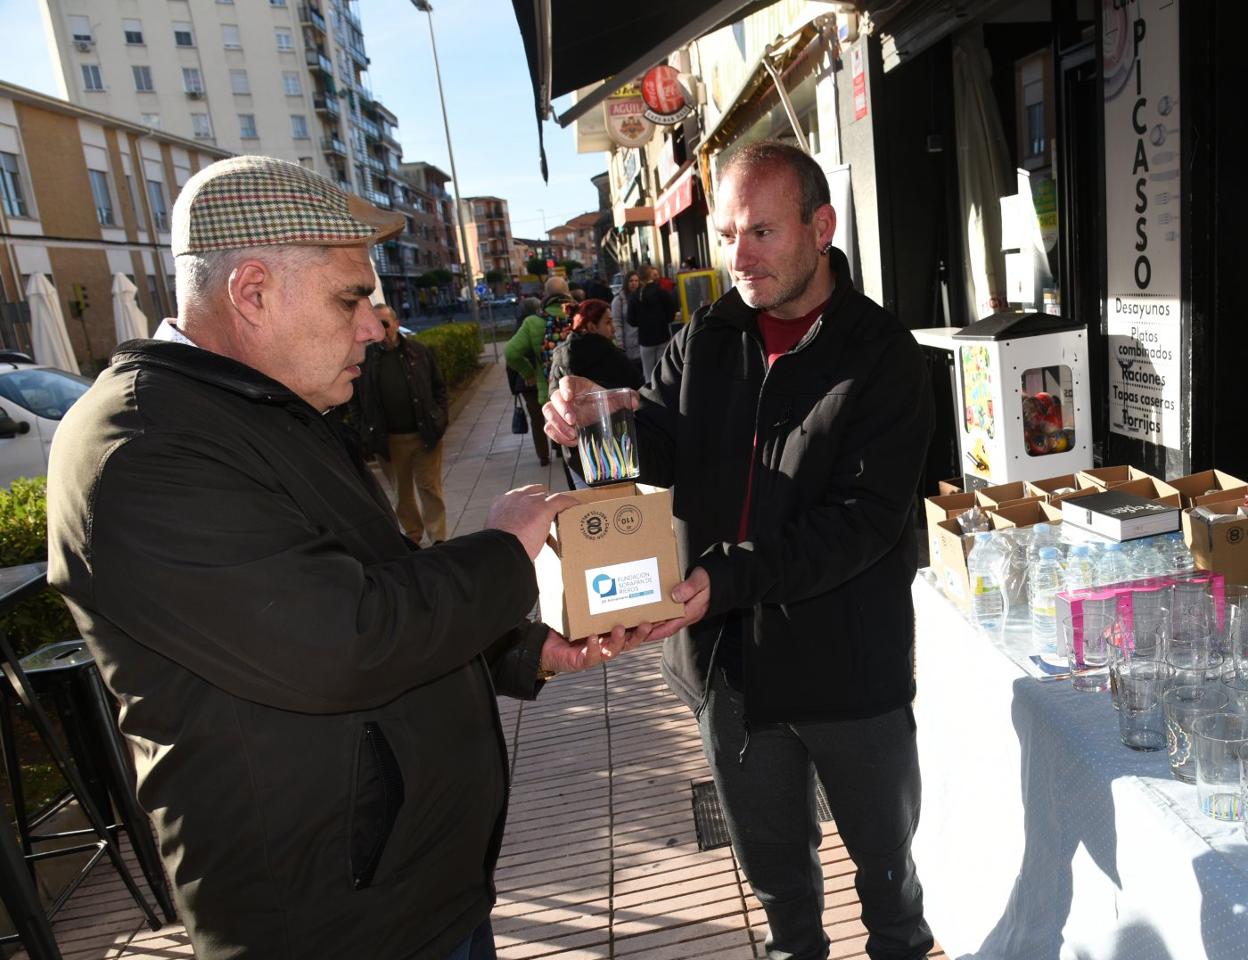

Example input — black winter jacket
[635,248,934,722]
[352,336,449,456]
[626,283,677,347]
[47,340,548,960]
[547,331,643,394]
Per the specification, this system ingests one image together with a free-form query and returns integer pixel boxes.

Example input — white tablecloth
[910,571,1248,960]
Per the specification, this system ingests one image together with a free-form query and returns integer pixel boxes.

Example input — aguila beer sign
[604,83,655,148]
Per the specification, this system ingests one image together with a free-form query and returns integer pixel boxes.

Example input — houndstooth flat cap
[172,155,404,255]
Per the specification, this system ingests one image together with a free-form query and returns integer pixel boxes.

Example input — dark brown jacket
[47,340,547,959]
[352,336,449,456]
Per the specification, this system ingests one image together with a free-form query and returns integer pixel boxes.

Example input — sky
[0,0,606,238]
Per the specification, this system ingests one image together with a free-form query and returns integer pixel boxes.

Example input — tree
[559,259,583,273]
[526,256,549,277]
[484,269,506,285]
[426,268,454,288]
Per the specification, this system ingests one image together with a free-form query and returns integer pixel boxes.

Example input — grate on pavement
[691,778,834,851]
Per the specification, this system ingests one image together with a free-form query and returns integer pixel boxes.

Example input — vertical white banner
[1102,0,1182,445]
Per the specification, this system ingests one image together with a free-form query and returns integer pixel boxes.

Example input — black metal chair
[0,624,166,958]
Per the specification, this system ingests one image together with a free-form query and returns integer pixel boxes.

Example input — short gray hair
[718,140,831,224]
[175,244,329,311]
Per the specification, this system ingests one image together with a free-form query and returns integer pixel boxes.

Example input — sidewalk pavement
[11,354,942,960]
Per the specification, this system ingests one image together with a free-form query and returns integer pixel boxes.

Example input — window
[88,169,115,225]
[132,65,154,92]
[229,69,250,94]
[182,67,204,93]
[81,64,104,91]
[173,22,194,47]
[67,15,92,44]
[275,28,293,51]
[239,114,258,139]
[1,152,28,218]
[1020,365,1075,457]
[146,179,168,230]
[191,114,213,139]
[222,24,241,49]
[0,369,90,421]
[282,71,301,96]
[122,19,143,44]
[290,114,308,139]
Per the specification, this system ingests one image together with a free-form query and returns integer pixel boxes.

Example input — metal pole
[413,1,479,328]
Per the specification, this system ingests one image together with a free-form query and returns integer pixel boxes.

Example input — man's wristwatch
[536,666,557,681]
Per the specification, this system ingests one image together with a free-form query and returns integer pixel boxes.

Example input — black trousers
[698,670,933,960]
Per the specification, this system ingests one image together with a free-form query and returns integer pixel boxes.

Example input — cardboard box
[1167,469,1248,508]
[1076,466,1157,490]
[937,477,964,497]
[1024,474,1082,502]
[924,492,978,588]
[989,500,1064,529]
[932,517,975,612]
[1108,476,1183,508]
[974,481,1042,510]
[535,482,685,639]
[1183,500,1248,585]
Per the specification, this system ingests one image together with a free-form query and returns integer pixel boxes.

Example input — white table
[910,571,1248,960]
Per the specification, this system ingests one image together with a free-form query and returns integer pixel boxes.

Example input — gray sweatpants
[698,669,933,960]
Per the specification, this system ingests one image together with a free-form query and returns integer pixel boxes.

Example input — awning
[860,0,1007,72]
[613,204,655,229]
[654,164,696,228]
[510,0,775,179]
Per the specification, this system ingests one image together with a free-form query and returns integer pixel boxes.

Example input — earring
[820,241,834,255]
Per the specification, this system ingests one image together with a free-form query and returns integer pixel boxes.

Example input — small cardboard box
[924,492,977,580]
[937,477,964,497]
[535,482,685,639]
[1108,476,1183,508]
[989,501,1064,529]
[1183,500,1248,585]
[1167,469,1248,508]
[1024,474,1082,503]
[1076,466,1157,490]
[974,481,1041,510]
[932,517,975,612]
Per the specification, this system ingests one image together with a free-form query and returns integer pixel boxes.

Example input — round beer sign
[641,65,692,125]
[604,88,655,148]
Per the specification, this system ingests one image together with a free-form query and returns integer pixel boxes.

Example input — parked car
[0,353,92,487]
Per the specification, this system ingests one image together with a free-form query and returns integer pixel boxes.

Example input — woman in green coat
[505,293,571,465]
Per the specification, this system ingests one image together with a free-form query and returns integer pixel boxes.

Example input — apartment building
[458,196,515,285]
[38,0,406,217]
[397,161,458,276]
[0,80,228,367]
[547,211,599,275]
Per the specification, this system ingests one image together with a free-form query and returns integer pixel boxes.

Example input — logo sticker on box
[585,557,661,616]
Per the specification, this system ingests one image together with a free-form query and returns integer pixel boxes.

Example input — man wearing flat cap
[46,157,655,960]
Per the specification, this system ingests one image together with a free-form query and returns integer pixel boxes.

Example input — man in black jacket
[352,304,449,544]
[626,264,677,382]
[546,141,935,960]
[47,156,654,960]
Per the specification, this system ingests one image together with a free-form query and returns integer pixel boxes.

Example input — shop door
[1056,42,1107,462]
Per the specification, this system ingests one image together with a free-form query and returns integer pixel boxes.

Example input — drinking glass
[1192,713,1248,820]
[1226,586,1248,677]
[1161,684,1228,783]
[1062,604,1113,693]
[573,388,639,486]
[1222,672,1248,715]
[1118,661,1173,751]
[1240,743,1248,840]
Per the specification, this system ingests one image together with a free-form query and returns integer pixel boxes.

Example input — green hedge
[0,477,77,657]
[412,322,481,388]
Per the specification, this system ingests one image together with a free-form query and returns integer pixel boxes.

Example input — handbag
[511,395,528,435]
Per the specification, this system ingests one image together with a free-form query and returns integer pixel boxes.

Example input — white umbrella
[24,273,80,374]
[111,272,150,344]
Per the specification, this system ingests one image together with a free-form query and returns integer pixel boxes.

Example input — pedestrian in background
[504,277,573,466]
[627,264,677,382]
[351,303,449,545]
[611,270,642,377]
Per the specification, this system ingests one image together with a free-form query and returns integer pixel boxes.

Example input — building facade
[0,80,228,368]
[38,0,420,295]
[457,196,515,287]
[546,211,599,277]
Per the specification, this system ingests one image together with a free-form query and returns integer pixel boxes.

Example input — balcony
[313,94,340,117]
[365,189,392,209]
[347,43,369,68]
[321,135,347,156]
[357,116,381,141]
[299,3,326,33]
[364,155,385,174]
[305,48,333,75]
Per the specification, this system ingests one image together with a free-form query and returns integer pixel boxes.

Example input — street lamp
[410,0,479,328]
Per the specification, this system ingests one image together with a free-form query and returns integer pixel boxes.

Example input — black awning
[511,0,773,179]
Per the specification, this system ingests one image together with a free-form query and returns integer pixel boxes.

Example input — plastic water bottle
[1028,523,1062,565]
[1127,537,1166,579]
[1165,532,1195,574]
[1096,541,1132,586]
[1030,546,1065,652]
[1064,544,1097,591]
[968,533,1005,631]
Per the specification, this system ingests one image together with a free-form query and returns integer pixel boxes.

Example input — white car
[0,353,92,488]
